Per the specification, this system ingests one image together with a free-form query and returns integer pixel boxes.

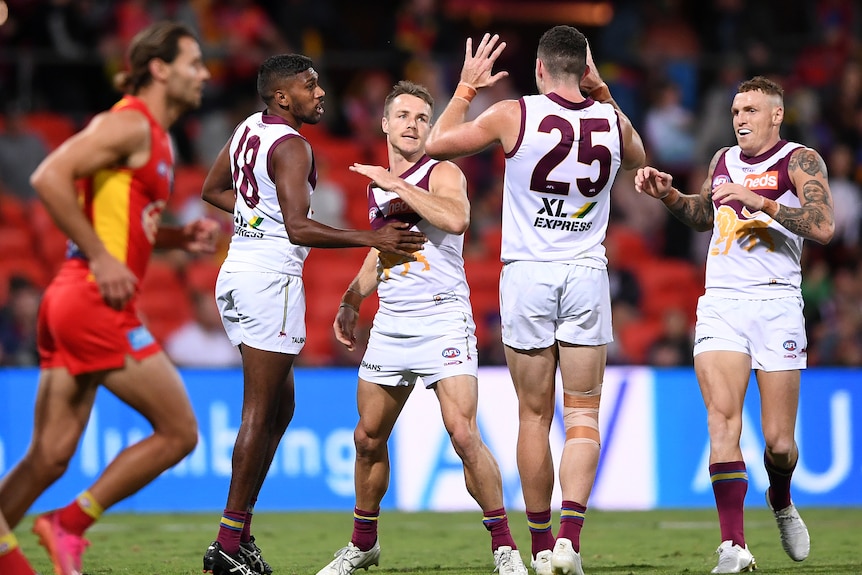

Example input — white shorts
[215,269,306,355]
[359,310,478,388]
[499,261,612,350]
[693,294,807,371]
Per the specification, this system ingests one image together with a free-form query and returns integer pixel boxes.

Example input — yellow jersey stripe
[92,170,132,264]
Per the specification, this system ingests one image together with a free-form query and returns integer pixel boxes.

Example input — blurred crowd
[0,0,861,367]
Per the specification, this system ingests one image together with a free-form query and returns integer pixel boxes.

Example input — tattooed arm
[764,147,834,244]
[634,148,722,232]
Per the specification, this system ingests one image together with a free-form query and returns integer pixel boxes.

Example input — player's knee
[563,389,601,449]
[446,421,480,460]
[763,433,796,460]
[706,411,742,443]
[353,426,387,459]
[26,443,73,481]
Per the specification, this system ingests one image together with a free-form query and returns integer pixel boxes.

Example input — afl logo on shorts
[712,175,729,189]
[783,340,797,351]
[442,347,460,359]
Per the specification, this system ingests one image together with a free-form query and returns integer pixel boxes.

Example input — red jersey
[67,95,174,281]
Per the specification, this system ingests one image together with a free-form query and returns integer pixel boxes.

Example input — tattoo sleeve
[661,151,721,232]
[777,149,835,242]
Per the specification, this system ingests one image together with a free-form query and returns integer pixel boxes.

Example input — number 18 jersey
[502,93,623,267]
[222,112,317,276]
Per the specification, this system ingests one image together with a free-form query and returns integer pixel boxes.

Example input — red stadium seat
[22,112,77,151]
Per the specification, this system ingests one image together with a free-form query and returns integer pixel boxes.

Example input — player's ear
[773,105,784,126]
[381,116,389,135]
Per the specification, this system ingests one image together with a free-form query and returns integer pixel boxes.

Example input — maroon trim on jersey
[367,159,434,230]
[261,111,294,125]
[739,139,787,164]
[267,134,309,185]
[399,154,431,179]
[546,92,594,110]
[769,146,803,201]
[506,98,527,159]
[614,110,624,163]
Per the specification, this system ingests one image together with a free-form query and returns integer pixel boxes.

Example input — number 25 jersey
[502,93,623,268]
[222,112,317,276]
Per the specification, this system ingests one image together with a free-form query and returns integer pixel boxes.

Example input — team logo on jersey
[783,340,797,351]
[743,171,778,190]
[141,200,166,244]
[710,205,775,256]
[712,175,730,188]
[442,347,461,359]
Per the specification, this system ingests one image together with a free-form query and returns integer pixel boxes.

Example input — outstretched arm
[273,137,426,257]
[426,33,512,160]
[634,148,722,232]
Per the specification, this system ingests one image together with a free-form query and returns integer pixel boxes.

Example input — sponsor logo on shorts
[433,291,456,305]
[444,360,462,366]
[361,360,382,371]
[784,354,797,359]
[695,336,714,345]
[127,326,155,351]
[442,347,460,359]
[783,340,797,351]
[292,337,305,344]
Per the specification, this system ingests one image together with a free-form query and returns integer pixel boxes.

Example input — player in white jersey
[199,56,426,575]
[635,76,834,573]
[316,81,527,575]
[426,27,645,575]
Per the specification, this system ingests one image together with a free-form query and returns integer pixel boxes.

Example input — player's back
[501,93,623,268]
[222,111,316,276]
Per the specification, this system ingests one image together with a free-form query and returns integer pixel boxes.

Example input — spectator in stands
[0,275,41,367]
[0,104,47,200]
[827,143,862,252]
[646,307,694,367]
[165,288,242,368]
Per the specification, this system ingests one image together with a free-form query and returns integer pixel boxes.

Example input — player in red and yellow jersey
[0,21,215,575]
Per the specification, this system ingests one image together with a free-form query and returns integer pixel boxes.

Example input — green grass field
[15,508,862,575]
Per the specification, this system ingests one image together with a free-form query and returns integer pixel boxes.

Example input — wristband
[342,288,363,311]
[761,197,779,217]
[339,302,359,313]
[589,83,612,102]
[660,187,680,205]
[454,82,477,103]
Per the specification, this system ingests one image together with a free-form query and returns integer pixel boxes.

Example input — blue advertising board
[1,367,859,512]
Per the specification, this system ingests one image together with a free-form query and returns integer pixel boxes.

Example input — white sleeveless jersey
[705,140,804,298]
[221,112,316,275]
[501,93,623,267]
[368,155,471,316]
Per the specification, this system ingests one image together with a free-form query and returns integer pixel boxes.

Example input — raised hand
[460,33,509,90]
